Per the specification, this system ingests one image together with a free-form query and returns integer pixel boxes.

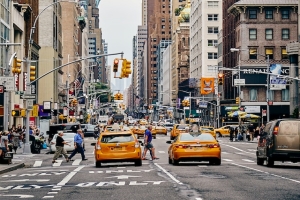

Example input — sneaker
[82,158,88,161]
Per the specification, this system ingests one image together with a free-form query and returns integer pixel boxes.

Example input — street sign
[0,76,15,91]
[20,94,36,99]
[234,79,245,86]
[27,100,33,110]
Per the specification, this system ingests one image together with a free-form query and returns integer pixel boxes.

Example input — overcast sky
[99,0,141,92]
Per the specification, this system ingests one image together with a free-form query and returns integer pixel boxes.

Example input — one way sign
[20,94,36,99]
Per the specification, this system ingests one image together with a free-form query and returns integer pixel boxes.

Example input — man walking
[52,131,70,163]
[142,126,159,160]
[68,129,88,161]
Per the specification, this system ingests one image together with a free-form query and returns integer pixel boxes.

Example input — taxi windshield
[176,125,188,130]
[101,134,134,143]
[180,133,215,141]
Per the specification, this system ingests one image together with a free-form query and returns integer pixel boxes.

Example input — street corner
[0,163,25,175]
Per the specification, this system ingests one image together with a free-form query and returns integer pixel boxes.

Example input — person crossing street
[52,131,70,163]
[142,125,159,160]
[68,129,88,161]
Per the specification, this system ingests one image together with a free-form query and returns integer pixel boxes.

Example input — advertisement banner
[269,64,286,90]
[200,78,214,95]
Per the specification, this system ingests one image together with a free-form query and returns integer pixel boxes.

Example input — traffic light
[30,66,36,81]
[73,99,78,106]
[186,100,190,107]
[236,97,240,104]
[12,57,22,74]
[218,73,224,85]
[90,104,93,109]
[121,59,132,78]
[113,58,119,72]
[114,93,120,100]
[182,100,188,107]
[20,109,26,117]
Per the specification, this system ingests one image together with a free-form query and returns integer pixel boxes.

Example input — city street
[1,134,300,200]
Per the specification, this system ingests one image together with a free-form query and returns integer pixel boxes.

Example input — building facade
[137,25,147,99]
[162,45,172,106]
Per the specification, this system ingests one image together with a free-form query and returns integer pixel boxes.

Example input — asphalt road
[1,134,300,200]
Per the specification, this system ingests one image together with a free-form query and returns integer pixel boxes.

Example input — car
[256,119,300,167]
[214,125,239,137]
[153,126,167,135]
[81,124,96,137]
[164,123,174,132]
[170,124,189,140]
[166,132,221,165]
[46,123,81,145]
[93,130,142,167]
[49,132,77,153]
[200,126,216,138]
[132,125,157,139]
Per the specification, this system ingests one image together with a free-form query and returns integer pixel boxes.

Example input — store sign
[244,106,260,113]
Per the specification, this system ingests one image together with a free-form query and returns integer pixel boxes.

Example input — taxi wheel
[168,156,172,164]
[96,161,101,168]
[135,159,142,166]
[172,158,179,165]
[209,159,221,165]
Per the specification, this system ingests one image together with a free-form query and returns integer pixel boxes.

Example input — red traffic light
[218,73,224,78]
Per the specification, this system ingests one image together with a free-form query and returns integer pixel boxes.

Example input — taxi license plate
[4,153,13,158]
[113,147,123,151]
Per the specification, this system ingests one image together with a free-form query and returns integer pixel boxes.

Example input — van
[256,119,300,167]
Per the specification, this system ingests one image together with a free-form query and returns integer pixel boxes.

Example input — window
[282,10,289,19]
[265,48,274,59]
[208,27,219,34]
[208,52,218,59]
[208,40,218,46]
[249,48,257,59]
[265,10,273,19]
[208,14,218,21]
[249,29,257,40]
[265,29,273,40]
[282,29,289,39]
[249,89,258,101]
[281,48,288,59]
[249,10,257,19]
[266,90,274,101]
[208,1,218,7]
[282,89,289,101]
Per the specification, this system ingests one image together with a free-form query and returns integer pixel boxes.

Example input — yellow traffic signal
[12,58,22,74]
[30,66,36,81]
[122,59,131,78]
[218,73,224,85]
[235,97,240,104]
[73,99,78,106]
[113,58,119,72]
[186,100,190,107]
[182,100,186,107]
[20,109,26,117]
[119,94,123,100]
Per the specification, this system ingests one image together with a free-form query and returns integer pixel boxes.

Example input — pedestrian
[141,125,159,160]
[68,129,87,161]
[0,131,9,156]
[12,131,20,153]
[52,131,70,163]
[248,124,255,141]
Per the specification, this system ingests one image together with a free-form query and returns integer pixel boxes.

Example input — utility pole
[266,55,270,123]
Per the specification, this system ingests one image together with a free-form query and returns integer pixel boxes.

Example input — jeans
[68,143,85,160]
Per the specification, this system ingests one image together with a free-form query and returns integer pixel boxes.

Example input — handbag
[42,142,47,149]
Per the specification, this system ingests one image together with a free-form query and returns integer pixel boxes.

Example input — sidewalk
[0,163,25,175]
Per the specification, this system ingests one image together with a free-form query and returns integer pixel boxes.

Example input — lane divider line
[154,163,183,185]
[222,144,255,155]
[242,159,255,163]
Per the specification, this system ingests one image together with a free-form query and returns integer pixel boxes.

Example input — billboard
[200,78,214,95]
[269,64,286,90]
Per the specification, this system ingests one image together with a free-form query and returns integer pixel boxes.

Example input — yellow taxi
[170,124,189,140]
[133,125,157,139]
[94,130,142,167]
[153,126,167,135]
[200,126,216,138]
[139,119,148,125]
[166,132,221,165]
[214,125,238,137]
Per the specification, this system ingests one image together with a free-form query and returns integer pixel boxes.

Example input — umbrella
[227,111,247,118]
[240,114,261,119]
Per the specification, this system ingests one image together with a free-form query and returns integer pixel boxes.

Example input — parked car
[81,124,96,137]
[256,119,300,167]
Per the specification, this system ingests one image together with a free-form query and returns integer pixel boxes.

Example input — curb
[0,163,25,175]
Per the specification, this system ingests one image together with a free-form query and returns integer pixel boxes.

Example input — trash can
[30,135,41,154]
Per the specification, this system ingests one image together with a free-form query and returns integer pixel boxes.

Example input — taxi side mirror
[166,140,173,144]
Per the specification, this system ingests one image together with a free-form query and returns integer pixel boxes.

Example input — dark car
[81,124,96,137]
[47,123,81,142]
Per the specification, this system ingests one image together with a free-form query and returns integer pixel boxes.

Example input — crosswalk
[32,159,83,167]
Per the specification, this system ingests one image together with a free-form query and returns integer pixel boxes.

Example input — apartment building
[137,26,147,98]
[142,0,147,26]
[228,0,298,120]
[147,0,171,104]
[162,45,172,106]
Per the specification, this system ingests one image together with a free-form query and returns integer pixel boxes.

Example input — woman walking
[52,131,70,163]
[12,131,20,154]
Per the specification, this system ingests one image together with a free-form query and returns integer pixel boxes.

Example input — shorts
[0,147,7,153]
[145,143,153,149]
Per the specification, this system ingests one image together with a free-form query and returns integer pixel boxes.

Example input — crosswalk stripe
[221,152,229,154]
[33,161,43,167]
[53,160,62,167]
[158,151,165,154]
[72,159,82,166]
[242,159,254,163]
[223,159,233,162]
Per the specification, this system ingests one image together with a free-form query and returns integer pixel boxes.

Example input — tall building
[137,26,147,98]
[131,36,138,109]
[147,0,172,104]
[190,0,222,81]
[162,45,172,106]
[142,0,147,26]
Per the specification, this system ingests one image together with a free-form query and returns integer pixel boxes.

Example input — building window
[282,29,290,39]
[265,48,274,59]
[265,29,273,40]
[249,10,257,19]
[266,90,274,101]
[249,29,257,40]
[281,48,288,59]
[265,10,273,19]
[208,14,218,21]
[282,10,289,19]
[249,48,257,59]
[208,52,218,59]
[208,40,218,46]
[249,89,258,101]
[208,1,218,7]
[208,27,219,34]
[162,25,165,29]
[282,89,289,101]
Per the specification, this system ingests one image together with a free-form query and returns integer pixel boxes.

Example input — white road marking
[43,196,54,198]
[52,160,62,167]
[72,159,81,166]
[57,166,85,186]
[0,179,49,182]
[221,152,229,154]
[33,161,43,167]
[198,165,207,167]
[247,149,257,152]
[0,194,35,198]
[236,152,245,155]
[154,163,183,185]
[106,175,141,179]
[242,159,255,163]
[196,198,203,200]
[223,159,233,162]
[158,151,165,154]
[231,163,300,183]
[47,192,57,194]
[117,167,126,168]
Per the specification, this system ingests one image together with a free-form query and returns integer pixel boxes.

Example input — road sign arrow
[105,175,141,179]
[0,179,50,182]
